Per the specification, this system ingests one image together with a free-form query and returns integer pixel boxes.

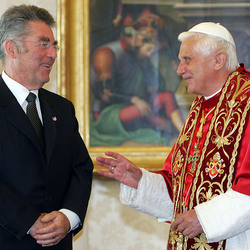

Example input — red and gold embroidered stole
[168,69,250,250]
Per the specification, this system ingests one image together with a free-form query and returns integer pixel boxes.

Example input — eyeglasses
[13,40,60,52]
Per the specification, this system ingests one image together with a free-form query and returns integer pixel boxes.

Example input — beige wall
[83,180,170,250]
[1,1,170,249]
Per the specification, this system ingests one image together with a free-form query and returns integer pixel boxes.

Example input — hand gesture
[96,151,142,189]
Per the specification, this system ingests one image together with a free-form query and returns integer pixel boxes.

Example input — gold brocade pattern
[191,233,213,250]
[173,150,184,176]
[171,99,202,217]
[190,72,250,209]
[196,172,227,204]
[168,70,250,249]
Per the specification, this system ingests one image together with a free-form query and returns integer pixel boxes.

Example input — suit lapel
[0,76,43,152]
[7,99,43,150]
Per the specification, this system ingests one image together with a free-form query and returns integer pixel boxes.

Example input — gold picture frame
[58,0,178,173]
[58,0,250,174]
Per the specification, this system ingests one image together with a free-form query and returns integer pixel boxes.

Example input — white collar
[204,89,222,100]
[2,71,38,106]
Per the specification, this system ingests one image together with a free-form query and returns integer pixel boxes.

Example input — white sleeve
[60,208,80,231]
[195,188,250,243]
[120,168,174,222]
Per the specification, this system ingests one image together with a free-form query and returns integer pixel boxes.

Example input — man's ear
[4,40,18,59]
[214,52,227,71]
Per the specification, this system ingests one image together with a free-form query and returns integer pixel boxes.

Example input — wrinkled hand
[171,209,203,239]
[131,96,151,116]
[96,151,142,189]
[32,211,70,247]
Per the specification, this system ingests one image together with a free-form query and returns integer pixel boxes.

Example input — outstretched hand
[96,151,142,189]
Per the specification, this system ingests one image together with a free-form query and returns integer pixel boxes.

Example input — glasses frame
[13,39,60,52]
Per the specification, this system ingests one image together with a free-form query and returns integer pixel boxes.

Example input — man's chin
[186,87,199,96]
[41,75,50,85]
[34,79,49,90]
[186,87,193,94]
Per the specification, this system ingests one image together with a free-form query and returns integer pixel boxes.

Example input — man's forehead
[26,22,56,41]
[179,42,190,55]
[27,21,54,34]
[179,37,196,52]
[178,44,197,61]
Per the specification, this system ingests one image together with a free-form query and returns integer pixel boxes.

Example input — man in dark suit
[0,4,93,249]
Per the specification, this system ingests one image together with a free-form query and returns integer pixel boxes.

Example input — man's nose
[47,45,58,60]
[176,62,185,76]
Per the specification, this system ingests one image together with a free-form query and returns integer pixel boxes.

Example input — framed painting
[59,0,250,173]
[88,0,193,173]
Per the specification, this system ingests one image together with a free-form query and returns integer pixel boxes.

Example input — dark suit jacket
[0,76,93,249]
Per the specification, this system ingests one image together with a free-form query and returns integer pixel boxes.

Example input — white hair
[183,33,239,72]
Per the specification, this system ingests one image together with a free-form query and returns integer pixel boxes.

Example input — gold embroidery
[191,233,212,250]
[171,101,202,218]
[178,106,200,146]
[188,107,216,175]
[231,75,250,100]
[173,150,184,176]
[169,70,250,249]
[210,100,241,159]
[228,91,250,188]
[169,230,183,250]
[210,76,250,158]
[172,175,183,219]
[196,172,227,204]
[189,71,248,210]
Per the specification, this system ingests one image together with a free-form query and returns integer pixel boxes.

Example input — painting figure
[90,6,184,146]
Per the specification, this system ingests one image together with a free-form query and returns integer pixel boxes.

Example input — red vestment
[156,64,250,249]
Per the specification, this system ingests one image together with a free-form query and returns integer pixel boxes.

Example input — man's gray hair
[0,5,56,62]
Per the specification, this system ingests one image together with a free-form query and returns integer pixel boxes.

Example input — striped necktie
[26,92,44,147]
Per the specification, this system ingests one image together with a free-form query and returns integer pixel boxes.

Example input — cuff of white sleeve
[60,209,80,231]
[195,188,250,243]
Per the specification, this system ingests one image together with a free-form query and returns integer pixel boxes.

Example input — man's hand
[29,213,51,238]
[96,151,142,189]
[171,209,203,239]
[32,211,70,247]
